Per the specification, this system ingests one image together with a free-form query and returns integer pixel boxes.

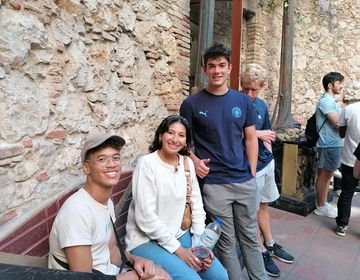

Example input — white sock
[265,240,275,247]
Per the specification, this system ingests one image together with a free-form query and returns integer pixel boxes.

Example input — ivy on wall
[256,0,304,26]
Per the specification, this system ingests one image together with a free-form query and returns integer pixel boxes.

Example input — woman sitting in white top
[125,115,228,280]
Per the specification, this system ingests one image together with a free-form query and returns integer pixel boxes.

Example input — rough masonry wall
[0,0,190,238]
[243,0,360,124]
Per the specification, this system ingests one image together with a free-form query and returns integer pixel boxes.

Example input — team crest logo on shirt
[232,107,242,118]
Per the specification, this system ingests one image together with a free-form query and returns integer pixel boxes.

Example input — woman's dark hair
[149,115,192,155]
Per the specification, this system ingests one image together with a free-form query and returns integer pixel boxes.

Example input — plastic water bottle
[193,218,222,261]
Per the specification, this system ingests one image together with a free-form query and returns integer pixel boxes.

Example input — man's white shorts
[256,159,280,203]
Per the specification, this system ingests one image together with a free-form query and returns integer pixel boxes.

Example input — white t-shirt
[125,152,206,253]
[48,188,119,275]
[339,101,360,167]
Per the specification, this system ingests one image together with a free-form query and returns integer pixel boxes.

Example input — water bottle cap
[216,218,222,224]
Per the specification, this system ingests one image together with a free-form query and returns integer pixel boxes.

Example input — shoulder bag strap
[110,215,133,272]
[318,117,327,133]
[317,95,328,133]
[184,156,192,204]
[52,254,103,274]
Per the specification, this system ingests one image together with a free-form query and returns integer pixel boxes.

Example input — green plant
[256,0,280,12]
[257,0,305,26]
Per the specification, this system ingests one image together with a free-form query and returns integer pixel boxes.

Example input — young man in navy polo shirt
[180,43,267,280]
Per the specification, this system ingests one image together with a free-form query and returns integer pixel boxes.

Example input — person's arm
[174,246,202,272]
[109,230,121,267]
[109,231,170,280]
[354,160,360,179]
[255,102,275,149]
[64,245,93,272]
[339,126,346,138]
[244,125,258,176]
[353,144,360,179]
[188,149,210,178]
[107,234,141,280]
[187,158,206,236]
[180,99,210,179]
[326,111,340,128]
[256,130,276,152]
[115,264,171,280]
[338,108,346,138]
[115,254,171,280]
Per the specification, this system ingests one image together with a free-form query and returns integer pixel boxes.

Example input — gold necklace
[158,150,179,171]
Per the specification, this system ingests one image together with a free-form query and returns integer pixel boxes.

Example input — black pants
[336,164,360,226]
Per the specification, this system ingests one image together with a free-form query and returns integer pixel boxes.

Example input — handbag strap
[184,156,192,204]
[110,214,133,272]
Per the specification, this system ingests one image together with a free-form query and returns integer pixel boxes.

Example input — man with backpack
[313,72,344,218]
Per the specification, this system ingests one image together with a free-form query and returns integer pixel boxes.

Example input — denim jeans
[131,231,228,280]
[336,164,360,226]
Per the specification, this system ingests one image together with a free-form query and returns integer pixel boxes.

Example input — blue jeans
[131,231,228,280]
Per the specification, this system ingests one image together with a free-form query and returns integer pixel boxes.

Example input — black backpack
[305,112,327,148]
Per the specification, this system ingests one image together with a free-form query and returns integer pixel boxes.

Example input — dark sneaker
[265,242,294,264]
[335,225,349,236]
[262,251,280,277]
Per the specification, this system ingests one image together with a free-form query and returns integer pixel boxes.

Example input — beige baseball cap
[81,132,125,162]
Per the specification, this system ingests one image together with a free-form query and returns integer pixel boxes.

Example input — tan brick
[0,209,17,227]
[35,172,50,182]
[46,130,68,140]
[22,138,33,148]
[0,144,24,160]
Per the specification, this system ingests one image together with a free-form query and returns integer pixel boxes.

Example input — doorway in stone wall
[189,0,256,93]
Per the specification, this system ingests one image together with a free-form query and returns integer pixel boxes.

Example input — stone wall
[241,0,360,124]
[2,0,360,240]
[0,0,190,238]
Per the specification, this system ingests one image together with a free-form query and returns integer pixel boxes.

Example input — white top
[339,101,360,166]
[125,152,206,253]
[48,188,119,275]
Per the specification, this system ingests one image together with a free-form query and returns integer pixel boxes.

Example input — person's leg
[333,167,342,196]
[233,178,268,280]
[131,238,201,280]
[315,147,341,207]
[257,202,280,277]
[256,160,279,249]
[258,203,272,244]
[202,183,244,280]
[336,164,359,230]
[315,168,333,206]
[257,160,294,264]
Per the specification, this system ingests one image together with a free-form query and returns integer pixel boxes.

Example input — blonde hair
[241,63,266,86]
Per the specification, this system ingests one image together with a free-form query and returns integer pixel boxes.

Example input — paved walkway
[242,194,360,280]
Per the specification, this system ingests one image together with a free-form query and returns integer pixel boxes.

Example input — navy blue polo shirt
[180,88,257,184]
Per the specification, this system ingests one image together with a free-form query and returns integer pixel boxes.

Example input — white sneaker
[334,170,342,179]
[314,202,337,218]
[334,190,342,196]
